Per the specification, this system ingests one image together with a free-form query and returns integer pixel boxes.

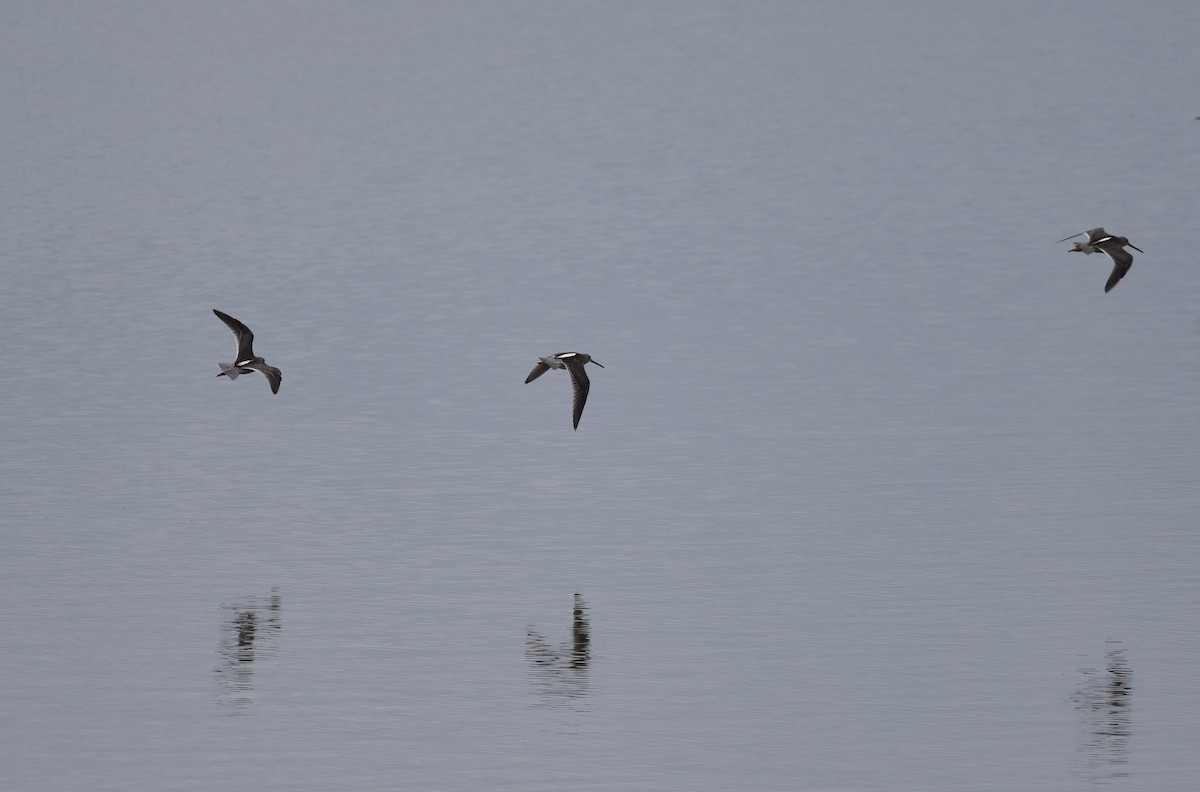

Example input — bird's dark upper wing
[565,360,591,430]
[213,309,255,361]
[1101,246,1133,293]
[525,361,551,384]
[247,362,282,394]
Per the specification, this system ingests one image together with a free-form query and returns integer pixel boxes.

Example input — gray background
[2,2,1198,790]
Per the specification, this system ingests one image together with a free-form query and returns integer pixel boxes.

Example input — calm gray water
[2,2,1199,790]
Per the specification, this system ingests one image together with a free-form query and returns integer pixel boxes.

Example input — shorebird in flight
[213,309,282,394]
[1056,227,1143,293]
[525,352,603,430]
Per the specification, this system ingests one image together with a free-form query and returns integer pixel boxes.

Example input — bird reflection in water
[1073,640,1132,783]
[214,588,281,712]
[525,593,591,704]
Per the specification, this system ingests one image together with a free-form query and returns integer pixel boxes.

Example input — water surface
[2,3,1199,790]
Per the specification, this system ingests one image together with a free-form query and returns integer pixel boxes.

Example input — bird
[213,309,282,394]
[525,352,603,430]
[1056,227,1144,293]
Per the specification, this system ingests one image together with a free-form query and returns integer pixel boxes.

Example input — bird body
[213,309,282,394]
[525,352,603,430]
[1057,227,1143,292]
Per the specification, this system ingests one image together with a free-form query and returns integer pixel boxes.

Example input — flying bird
[525,352,603,430]
[213,309,282,394]
[1056,227,1143,293]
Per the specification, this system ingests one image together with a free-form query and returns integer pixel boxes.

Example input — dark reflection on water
[1073,640,1132,784]
[525,593,591,705]
[214,588,281,713]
